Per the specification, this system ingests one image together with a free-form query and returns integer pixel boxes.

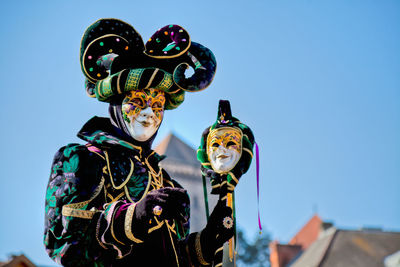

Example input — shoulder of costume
[51,143,106,176]
[53,143,89,160]
[148,150,167,163]
[54,143,105,159]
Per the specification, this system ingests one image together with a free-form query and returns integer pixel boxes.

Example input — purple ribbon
[256,142,262,233]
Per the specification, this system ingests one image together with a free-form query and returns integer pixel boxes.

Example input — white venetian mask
[207,127,242,173]
[122,89,165,142]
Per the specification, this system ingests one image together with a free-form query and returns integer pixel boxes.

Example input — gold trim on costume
[243,147,253,158]
[81,33,129,83]
[195,232,210,265]
[96,214,108,250]
[91,150,105,160]
[107,191,125,203]
[62,177,105,219]
[124,186,134,203]
[125,68,144,92]
[96,80,104,99]
[116,69,125,94]
[166,222,181,267]
[101,76,113,98]
[228,172,239,184]
[168,88,181,94]
[124,171,152,203]
[123,142,143,156]
[145,68,159,89]
[124,203,143,243]
[144,30,191,59]
[111,206,126,246]
[227,183,236,191]
[154,72,173,91]
[164,179,175,187]
[166,221,176,234]
[148,219,165,234]
[104,151,134,190]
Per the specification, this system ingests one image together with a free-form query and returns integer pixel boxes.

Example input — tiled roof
[289,214,322,250]
[291,229,400,267]
[0,254,37,267]
[155,133,199,166]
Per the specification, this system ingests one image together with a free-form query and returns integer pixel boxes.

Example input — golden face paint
[207,127,242,173]
[122,89,166,123]
[121,89,166,142]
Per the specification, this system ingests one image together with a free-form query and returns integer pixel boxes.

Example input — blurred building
[155,133,217,232]
[270,215,400,267]
[0,254,36,267]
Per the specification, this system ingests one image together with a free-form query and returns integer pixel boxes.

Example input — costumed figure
[44,18,233,267]
[197,100,257,266]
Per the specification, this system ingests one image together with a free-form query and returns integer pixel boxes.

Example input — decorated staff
[197,100,257,266]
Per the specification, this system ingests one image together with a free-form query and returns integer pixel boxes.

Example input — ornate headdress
[80,18,217,110]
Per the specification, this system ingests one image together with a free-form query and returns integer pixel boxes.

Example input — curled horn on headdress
[144,25,217,92]
[172,42,217,92]
[80,18,145,97]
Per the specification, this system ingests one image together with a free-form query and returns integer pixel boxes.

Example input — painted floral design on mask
[207,127,242,173]
[122,89,166,141]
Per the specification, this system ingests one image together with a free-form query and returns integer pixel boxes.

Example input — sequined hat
[80,18,217,110]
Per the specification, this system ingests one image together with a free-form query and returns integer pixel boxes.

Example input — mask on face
[122,89,166,142]
[207,127,242,174]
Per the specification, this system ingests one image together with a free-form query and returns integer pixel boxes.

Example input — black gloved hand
[200,200,234,261]
[201,166,222,195]
[134,187,189,222]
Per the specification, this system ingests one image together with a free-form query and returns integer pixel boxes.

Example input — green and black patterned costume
[44,19,233,267]
[45,117,193,266]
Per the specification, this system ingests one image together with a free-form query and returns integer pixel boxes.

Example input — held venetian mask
[207,127,242,173]
[122,89,166,141]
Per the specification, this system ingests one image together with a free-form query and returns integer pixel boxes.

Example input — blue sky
[0,0,399,266]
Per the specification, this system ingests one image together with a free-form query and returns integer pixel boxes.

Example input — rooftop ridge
[154,133,199,166]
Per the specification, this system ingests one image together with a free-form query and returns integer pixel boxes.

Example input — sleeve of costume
[44,144,109,266]
[44,144,159,265]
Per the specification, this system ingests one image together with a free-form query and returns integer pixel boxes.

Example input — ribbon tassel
[256,142,262,234]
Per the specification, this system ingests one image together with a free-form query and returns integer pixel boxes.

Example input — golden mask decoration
[122,88,166,123]
[207,127,242,173]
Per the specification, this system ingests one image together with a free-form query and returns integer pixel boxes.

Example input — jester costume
[44,19,233,267]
